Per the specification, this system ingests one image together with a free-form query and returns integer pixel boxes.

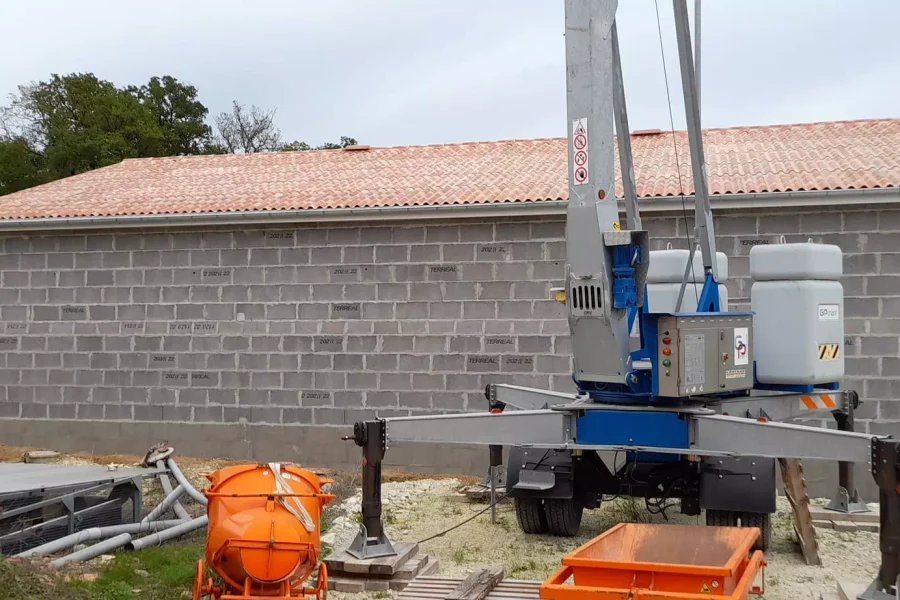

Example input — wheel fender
[700,456,776,514]
[506,446,575,500]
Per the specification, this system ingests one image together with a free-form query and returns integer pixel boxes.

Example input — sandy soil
[329,479,879,600]
[1,445,879,600]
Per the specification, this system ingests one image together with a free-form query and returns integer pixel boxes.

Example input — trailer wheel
[741,512,772,552]
[705,509,738,527]
[544,498,583,537]
[706,510,771,551]
[514,497,548,534]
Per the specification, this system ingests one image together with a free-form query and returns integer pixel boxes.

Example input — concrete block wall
[0,203,898,460]
[0,219,576,430]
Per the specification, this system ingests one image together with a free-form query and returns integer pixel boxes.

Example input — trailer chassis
[343,385,898,600]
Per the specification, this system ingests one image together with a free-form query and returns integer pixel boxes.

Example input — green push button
[662,359,671,367]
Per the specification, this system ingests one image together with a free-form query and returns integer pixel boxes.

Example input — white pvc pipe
[128,516,208,551]
[156,460,191,521]
[142,484,185,523]
[166,458,207,506]
[50,533,133,568]
[17,521,185,558]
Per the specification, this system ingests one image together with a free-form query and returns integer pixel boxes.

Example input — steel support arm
[692,414,874,464]
[384,410,575,446]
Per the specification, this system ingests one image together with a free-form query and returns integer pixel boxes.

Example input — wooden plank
[400,576,540,600]
[325,541,418,576]
[445,568,505,600]
[810,504,879,524]
[779,458,821,566]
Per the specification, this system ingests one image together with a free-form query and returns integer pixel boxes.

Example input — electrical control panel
[656,314,754,398]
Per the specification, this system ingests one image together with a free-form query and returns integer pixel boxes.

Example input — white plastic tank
[750,239,844,385]
[645,246,729,312]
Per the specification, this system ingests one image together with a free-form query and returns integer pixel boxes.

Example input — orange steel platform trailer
[193,463,335,600]
[540,523,765,600]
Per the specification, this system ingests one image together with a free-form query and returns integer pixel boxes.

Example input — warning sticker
[572,118,589,185]
[612,222,621,231]
[699,583,712,594]
[684,333,705,387]
[725,369,746,380]
[818,343,840,360]
[734,327,749,366]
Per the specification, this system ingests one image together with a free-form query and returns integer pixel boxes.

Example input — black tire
[706,510,771,551]
[706,509,738,527]
[544,498,583,537]
[514,497,548,534]
[741,512,772,552]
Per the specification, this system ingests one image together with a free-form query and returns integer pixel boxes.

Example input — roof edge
[0,188,897,232]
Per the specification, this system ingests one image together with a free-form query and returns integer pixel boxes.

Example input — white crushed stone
[328,480,879,600]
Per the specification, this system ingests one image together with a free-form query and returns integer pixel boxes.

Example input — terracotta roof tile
[0,119,897,220]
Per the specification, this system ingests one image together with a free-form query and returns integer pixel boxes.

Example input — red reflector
[490,408,503,414]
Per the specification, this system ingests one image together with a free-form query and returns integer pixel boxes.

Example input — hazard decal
[818,343,840,360]
[699,582,712,594]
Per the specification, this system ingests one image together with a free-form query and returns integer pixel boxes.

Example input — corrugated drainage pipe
[156,460,191,521]
[142,484,185,523]
[128,516,209,551]
[16,521,185,558]
[167,458,207,506]
[50,533,133,568]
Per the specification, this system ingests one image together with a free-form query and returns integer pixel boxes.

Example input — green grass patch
[1,532,206,600]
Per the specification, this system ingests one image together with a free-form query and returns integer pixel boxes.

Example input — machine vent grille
[572,285,602,311]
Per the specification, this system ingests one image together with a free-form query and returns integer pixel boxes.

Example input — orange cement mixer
[192,463,335,600]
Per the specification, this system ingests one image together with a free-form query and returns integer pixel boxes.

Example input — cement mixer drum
[193,463,334,600]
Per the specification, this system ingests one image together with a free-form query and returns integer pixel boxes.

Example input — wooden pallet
[398,575,541,600]
[325,542,439,593]
[778,458,821,566]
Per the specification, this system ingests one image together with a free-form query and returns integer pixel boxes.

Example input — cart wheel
[514,497,548,534]
[544,498,583,537]
[741,512,772,552]
[192,559,205,600]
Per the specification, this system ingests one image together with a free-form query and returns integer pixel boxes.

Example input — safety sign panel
[572,118,589,185]
[733,327,749,366]
[818,343,840,360]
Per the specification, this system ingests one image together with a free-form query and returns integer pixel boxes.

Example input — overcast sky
[2,1,897,148]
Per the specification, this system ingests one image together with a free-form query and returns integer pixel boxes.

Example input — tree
[127,75,213,155]
[279,136,359,152]
[214,101,282,154]
[0,137,46,195]
[3,73,165,177]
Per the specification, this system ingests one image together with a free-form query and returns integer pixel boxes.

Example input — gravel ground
[327,479,879,600]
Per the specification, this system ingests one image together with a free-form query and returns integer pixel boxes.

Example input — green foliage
[0,137,47,195]
[127,75,213,156]
[0,71,359,196]
[280,135,358,152]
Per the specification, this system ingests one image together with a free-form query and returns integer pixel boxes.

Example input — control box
[656,314,754,398]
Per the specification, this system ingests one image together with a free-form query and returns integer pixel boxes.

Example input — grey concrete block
[466,355,499,372]
[432,392,466,410]
[284,372,314,390]
[301,390,332,407]
[347,372,377,389]
[314,371,345,389]
[434,354,465,371]
[301,353,333,370]
[282,408,314,424]
[367,391,399,407]
[209,390,237,405]
[77,403,104,420]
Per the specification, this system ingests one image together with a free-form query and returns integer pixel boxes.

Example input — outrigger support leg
[828,395,870,514]
[344,420,396,559]
[860,437,900,600]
